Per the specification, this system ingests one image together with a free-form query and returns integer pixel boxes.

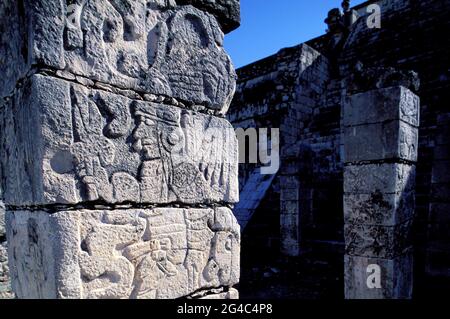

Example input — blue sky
[225,0,367,68]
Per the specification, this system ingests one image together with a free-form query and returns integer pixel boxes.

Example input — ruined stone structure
[343,85,419,299]
[0,0,240,299]
[230,0,450,299]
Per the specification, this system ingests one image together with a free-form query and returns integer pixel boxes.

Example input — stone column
[280,175,301,256]
[343,86,420,299]
[0,0,240,299]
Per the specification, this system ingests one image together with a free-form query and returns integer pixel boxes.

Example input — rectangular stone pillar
[1,0,241,299]
[280,175,301,257]
[343,86,419,299]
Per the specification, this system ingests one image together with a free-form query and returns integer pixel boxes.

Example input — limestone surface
[177,0,240,33]
[344,190,415,226]
[344,220,412,259]
[0,1,237,112]
[343,121,418,163]
[343,87,420,127]
[6,207,240,299]
[344,252,413,299]
[343,164,416,195]
[343,86,420,163]
[0,204,4,237]
[0,75,239,206]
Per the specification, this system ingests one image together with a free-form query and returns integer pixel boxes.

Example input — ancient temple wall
[337,0,450,282]
[0,0,241,299]
[228,44,333,257]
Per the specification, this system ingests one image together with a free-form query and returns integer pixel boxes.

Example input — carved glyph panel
[0,1,236,111]
[0,75,238,206]
[6,207,240,299]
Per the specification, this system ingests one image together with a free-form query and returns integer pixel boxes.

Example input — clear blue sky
[225,0,367,68]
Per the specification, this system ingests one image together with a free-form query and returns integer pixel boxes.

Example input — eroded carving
[63,1,236,112]
[68,83,238,205]
[5,208,240,299]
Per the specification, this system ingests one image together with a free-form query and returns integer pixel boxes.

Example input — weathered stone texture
[344,221,412,259]
[1,1,237,113]
[197,287,239,299]
[343,86,419,299]
[0,241,13,299]
[344,252,413,299]
[226,0,450,297]
[343,87,419,163]
[0,201,13,298]
[336,0,450,285]
[343,87,420,128]
[0,204,4,238]
[177,0,240,33]
[6,207,240,299]
[1,0,241,300]
[344,121,418,163]
[344,164,415,195]
[1,75,238,206]
[344,190,415,226]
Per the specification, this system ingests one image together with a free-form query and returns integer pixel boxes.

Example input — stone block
[0,1,237,112]
[343,121,418,163]
[344,190,415,226]
[344,252,413,299]
[343,86,420,127]
[177,0,240,33]
[6,207,240,299]
[1,75,239,206]
[344,164,416,195]
[344,220,413,259]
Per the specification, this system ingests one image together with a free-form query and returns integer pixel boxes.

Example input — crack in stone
[2,65,228,118]
[6,200,235,214]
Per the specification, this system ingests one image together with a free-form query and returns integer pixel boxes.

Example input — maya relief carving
[69,84,238,204]
[78,208,239,299]
[64,0,236,111]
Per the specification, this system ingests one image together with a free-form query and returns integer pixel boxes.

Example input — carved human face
[132,115,160,160]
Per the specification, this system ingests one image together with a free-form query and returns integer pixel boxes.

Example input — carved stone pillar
[0,0,240,299]
[343,86,419,299]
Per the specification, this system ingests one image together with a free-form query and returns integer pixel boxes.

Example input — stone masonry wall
[231,0,450,294]
[335,0,450,284]
[229,43,335,257]
[0,0,241,299]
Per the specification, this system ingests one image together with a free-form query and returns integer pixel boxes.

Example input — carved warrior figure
[70,86,235,204]
[75,208,239,299]
[64,0,236,111]
[2,0,240,300]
